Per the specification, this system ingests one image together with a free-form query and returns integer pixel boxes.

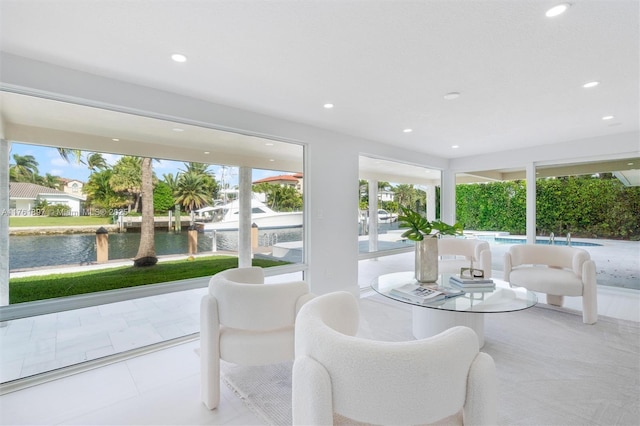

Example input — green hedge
[456,175,640,240]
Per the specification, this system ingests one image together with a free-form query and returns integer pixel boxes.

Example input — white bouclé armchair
[200,267,314,409]
[292,291,498,425]
[504,245,598,324]
[439,237,493,278]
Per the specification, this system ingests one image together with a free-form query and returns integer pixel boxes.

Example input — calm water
[9,228,303,271]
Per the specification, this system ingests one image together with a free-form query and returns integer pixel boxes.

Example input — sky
[9,142,282,187]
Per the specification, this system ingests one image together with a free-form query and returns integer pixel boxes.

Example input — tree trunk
[134,157,157,267]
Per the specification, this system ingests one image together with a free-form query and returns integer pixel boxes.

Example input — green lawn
[9,216,112,227]
[9,256,290,304]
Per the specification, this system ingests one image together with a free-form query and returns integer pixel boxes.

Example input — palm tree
[133,157,157,267]
[84,169,128,211]
[378,181,391,191]
[393,184,417,209]
[162,173,180,195]
[56,148,83,164]
[42,173,62,189]
[86,152,108,172]
[10,154,39,182]
[174,171,213,212]
[179,162,218,198]
[180,162,211,175]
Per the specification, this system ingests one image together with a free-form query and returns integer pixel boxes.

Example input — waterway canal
[9,228,303,271]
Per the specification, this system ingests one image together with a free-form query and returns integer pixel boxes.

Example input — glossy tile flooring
[0,252,638,425]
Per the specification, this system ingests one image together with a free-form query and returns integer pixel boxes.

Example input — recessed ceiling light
[451,145,460,149]
[444,92,460,100]
[171,53,187,63]
[546,3,570,17]
[583,81,599,88]
[323,103,334,109]
[269,159,275,162]
[403,128,413,133]
[112,138,120,142]
[172,128,184,132]
[204,151,210,155]
[602,115,615,120]
[265,142,274,146]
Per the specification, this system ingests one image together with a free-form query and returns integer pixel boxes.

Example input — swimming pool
[479,236,602,247]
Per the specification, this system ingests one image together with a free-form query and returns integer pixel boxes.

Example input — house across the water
[7,182,86,216]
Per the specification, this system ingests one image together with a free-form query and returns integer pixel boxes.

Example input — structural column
[238,166,252,268]
[0,139,10,307]
[440,169,456,225]
[368,179,379,252]
[526,162,537,244]
[425,184,436,222]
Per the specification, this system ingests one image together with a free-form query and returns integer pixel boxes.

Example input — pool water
[478,236,602,247]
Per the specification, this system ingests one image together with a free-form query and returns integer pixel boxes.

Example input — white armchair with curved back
[439,237,493,278]
[200,267,314,409]
[504,245,597,324]
[292,291,497,425]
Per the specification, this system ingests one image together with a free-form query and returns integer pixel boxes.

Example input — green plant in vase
[398,206,463,282]
[398,206,463,240]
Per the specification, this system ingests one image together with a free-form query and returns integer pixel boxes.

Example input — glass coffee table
[371,271,537,347]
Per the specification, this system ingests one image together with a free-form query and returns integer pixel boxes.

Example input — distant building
[59,178,85,195]
[379,189,395,202]
[8,182,86,216]
[253,173,303,193]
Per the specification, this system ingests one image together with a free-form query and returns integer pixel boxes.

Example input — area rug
[220,295,640,426]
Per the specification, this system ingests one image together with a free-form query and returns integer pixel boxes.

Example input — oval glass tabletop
[371,271,537,313]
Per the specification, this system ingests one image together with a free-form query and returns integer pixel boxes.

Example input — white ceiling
[0,0,638,180]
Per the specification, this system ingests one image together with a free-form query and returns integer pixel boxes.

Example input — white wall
[12,199,35,215]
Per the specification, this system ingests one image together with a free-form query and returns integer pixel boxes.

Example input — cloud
[50,157,84,168]
[102,153,120,166]
[154,159,173,170]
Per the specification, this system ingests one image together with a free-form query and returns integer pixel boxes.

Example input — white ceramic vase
[415,237,438,283]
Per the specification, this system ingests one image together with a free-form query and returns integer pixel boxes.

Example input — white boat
[196,198,303,231]
[377,209,398,223]
[359,209,398,224]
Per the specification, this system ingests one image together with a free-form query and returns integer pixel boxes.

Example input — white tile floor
[0,339,262,425]
[0,252,638,425]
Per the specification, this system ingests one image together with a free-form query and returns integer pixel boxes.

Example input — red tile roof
[253,174,300,184]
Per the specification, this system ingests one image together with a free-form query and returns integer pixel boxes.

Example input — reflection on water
[9,228,303,271]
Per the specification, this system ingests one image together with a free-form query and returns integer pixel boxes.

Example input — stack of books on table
[389,283,445,304]
[449,275,495,291]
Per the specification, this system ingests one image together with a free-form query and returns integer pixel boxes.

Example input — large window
[358,156,441,257]
[0,92,305,385]
[7,145,304,276]
[535,159,639,290]
[454,158,639,291]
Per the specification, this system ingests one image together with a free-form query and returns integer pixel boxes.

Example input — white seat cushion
[509,267,583,296]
